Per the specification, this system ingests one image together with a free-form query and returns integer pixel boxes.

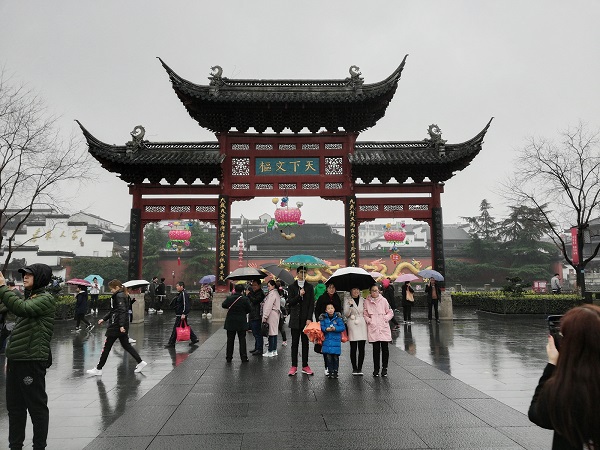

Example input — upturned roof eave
[158,56,407,101]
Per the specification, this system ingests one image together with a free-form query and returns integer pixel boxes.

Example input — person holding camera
[0,264,56,450]
[528,304,600,449]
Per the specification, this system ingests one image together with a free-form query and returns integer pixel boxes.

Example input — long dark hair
[543,304,600,448]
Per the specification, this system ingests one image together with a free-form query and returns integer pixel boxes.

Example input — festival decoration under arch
[166,221,193,264]
[267,196,305,240]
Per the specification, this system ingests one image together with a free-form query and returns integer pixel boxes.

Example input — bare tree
[505,121,600,298]
[0,69,91,272]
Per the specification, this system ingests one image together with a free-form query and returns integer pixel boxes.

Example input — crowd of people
[221,265,416,379]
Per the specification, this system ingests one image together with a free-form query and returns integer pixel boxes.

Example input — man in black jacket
[246,279,265,355]
[164,281,199,347]
[286,265,315,376]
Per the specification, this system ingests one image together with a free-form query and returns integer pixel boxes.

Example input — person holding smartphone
[528,304,600,449]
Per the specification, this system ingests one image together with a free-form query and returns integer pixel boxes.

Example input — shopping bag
[341,329,349,343]
[176,319,191,342]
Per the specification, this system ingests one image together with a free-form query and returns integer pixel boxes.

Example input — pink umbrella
[395,273,420,283]
[66,278,92,287]
[369,271,383,279]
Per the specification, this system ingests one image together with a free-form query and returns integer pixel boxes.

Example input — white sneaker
[201,313,207,319]
[86,368,102,376]
[206,313,212,319]
[273,350,278,356]
[325,368,329,376]
[128,337,136,344]
[264,351,275,357]
[148,308,156,314]
[134,361,147,373]
[157,310,163,314]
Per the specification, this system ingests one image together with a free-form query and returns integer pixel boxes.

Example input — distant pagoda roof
[79,119,492,185]
[158,57,408,134]
[350,119,493,183]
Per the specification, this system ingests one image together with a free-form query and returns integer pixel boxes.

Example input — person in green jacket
[0,263,56,450]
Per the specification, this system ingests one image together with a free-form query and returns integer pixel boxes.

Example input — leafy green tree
[69,257,127,285]
[142,223,167,280]
[463,199,498,241]
[183,222,215,281]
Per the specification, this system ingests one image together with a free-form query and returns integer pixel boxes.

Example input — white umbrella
[225,267,268,281]
[123,279,150,288]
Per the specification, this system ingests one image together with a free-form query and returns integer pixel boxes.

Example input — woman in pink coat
[363,285,394,377]
[262,280,281,357]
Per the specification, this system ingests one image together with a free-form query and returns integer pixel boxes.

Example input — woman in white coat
[344,287,368,376]
[262,280,281,357]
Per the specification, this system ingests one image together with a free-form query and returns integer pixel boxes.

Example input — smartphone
[547,315,563,351]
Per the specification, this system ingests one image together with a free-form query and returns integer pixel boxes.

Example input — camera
[547,315,563,351]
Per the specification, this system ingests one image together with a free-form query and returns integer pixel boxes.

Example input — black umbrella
[225,267,268,281]
[326,267,376,292]
[261,264,295,285]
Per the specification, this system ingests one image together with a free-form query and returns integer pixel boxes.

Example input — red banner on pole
[571,227,579,265]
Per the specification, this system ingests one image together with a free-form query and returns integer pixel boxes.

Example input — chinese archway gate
[79,56,492,290]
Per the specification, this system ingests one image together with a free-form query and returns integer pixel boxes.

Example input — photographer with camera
[528,304,600,449]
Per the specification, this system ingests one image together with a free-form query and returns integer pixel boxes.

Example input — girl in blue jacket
[319,303,346,378]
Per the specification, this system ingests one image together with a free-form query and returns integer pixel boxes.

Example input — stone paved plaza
[0,308,554,449]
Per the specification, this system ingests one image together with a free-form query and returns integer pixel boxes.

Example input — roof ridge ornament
[346,65,364,93]
[209,65,224,95]
[424,124,447,155]
[126,125,146,154]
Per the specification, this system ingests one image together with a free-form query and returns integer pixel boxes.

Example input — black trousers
[167,316,198,345]
[349,340,366,371]
[89,294,99,310]
[402,303,413,321]
[371,341,389,372]
[428,299,439,320]
[97,334,142,369]
[75,313,90,328]
[226,330,248,360]
[290,328,309,368]
[6,360,49,449]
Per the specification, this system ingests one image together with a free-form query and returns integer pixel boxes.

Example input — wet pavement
[0,307,554,449]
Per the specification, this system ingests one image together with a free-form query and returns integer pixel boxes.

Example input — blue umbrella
[84,274,104,286]
[281,254,328,269]
[418,269,444,281]
[199,275,216,284]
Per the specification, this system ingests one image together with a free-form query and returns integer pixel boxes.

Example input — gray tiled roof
[79,118,492,185]
[159,57,407,133]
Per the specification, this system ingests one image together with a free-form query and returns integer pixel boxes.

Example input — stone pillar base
[210,292,228,321]
[440,291,453,321]
[131,293,145,324]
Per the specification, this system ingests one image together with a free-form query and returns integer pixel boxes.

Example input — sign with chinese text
[256,158,319,176]
[571,227,579,265]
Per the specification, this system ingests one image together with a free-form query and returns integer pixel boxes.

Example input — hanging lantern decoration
[383,221,410,253]
[267,196,305,240]
[166,221,193,254]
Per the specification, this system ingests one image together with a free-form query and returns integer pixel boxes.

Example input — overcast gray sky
[1,1,598,228]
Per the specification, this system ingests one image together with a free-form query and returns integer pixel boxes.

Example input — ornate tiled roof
[77,121,223,185]
[79,119,491,185]
[350,119,493,183]
[158,57,407,133]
